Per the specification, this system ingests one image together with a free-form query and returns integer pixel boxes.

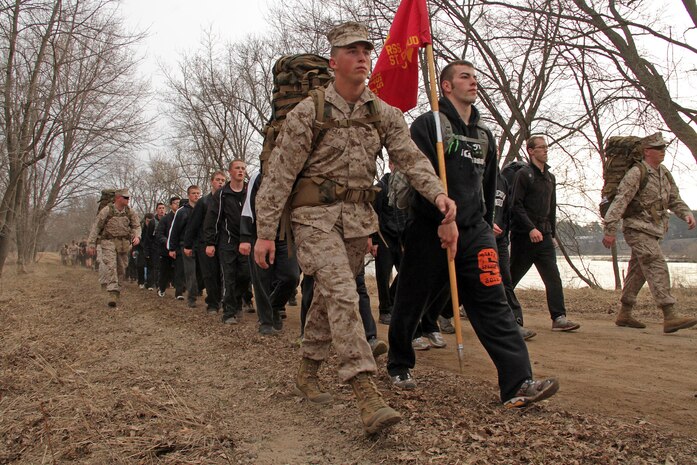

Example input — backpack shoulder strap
[475,125,490,159]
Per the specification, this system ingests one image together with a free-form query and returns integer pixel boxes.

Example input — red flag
[368,0,431,112]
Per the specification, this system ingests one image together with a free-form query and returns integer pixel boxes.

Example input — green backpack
[259,54,334,175]
[599,136,648,218]
[97,189,117,214]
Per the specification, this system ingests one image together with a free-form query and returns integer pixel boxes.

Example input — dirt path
[1,260,696,464]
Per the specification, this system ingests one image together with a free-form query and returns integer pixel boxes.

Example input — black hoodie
[203,182,247,247]
[409,97,497,229]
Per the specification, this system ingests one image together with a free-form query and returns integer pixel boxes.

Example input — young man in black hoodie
[156,196,182,298]
[387,60,559,409]
[203,159,251,324]
[239,170,300,335]
[184,171,227,313]
[168,185,202,307]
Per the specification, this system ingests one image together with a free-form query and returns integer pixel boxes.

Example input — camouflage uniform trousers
[97,245,107,286]
[621,228,676,309]
[100,239,130,292]
[294,221,376,383]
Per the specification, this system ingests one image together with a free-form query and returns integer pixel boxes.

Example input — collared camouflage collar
[323,82,376,115]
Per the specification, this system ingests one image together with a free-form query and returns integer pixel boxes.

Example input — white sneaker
[425,332,447,348]
[412,337,430,351]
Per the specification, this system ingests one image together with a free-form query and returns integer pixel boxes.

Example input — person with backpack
[87,188,141,307]
[602,132,697,333]
[498,162,536,340]
[510,136,581,332]
[387,60,559,410]
[253,22,456,434]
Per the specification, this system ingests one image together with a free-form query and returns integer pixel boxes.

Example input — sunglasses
[649,146,666,151]
[121,196,130,200]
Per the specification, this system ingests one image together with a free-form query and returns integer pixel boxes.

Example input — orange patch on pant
[478,248,502,286]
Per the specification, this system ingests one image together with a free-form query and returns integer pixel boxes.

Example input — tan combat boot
[349,373,401,434]
[615,304,646,328]
[293,358,333,404]
[107,290,120,307]
[662,305,697,333]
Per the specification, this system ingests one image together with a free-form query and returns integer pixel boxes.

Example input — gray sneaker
[519,326,537,340]
[412,336,430,351]
[390,371,417,390]
[552,315,580,332]
[368,337,388,357]
[438,316,455,334]
[223,316,238,325]
[425,332,447,348]
[504,378,559,409]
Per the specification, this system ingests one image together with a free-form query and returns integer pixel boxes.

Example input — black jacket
[155,211,175,257]
[511,162,557,237]
[203,182,247,247]
[409,97,497,228]
[494,172,511,241]
[184,194,214,249]
[168,199,193,251]
[373,172,408,238]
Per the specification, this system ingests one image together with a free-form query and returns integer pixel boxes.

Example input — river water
[516,256,697,290]
[366,256,697,290]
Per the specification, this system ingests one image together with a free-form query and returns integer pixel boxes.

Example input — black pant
[250,239,299,328]
[219,244,251,319]
[144,255,157,289]
[374,232,402,315]
[180,248,199,303]
[196,243,221,310]
[497,236,524,325]
[387,218,532,401]
[299,268,376,340]
[510,233,566,321]
[158,254,183,295]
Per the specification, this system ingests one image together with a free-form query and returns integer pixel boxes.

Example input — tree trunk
[611,242,622,290]
[556,236,601,290]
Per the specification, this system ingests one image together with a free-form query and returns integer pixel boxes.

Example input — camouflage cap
[115,188,130,198]
[641,132,668,148]
[327,22,374,50]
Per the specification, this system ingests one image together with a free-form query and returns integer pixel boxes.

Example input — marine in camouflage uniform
[253,22,456,434]
[88,188,141,306]
[603,132,697,333]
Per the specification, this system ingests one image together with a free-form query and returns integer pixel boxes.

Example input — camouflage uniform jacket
[255,83,445,240]
[88,205,141,246]
[604,162,691,239]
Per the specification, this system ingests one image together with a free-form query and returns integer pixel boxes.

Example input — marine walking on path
[87,188,141,307]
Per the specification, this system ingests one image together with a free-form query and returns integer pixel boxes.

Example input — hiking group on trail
[80,21,696,435]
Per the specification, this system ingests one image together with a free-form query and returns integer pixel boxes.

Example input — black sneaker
[259,324,278,336]
[504,378,559,409]
[378,313,391,325]
[206,306,218,314]
[390,371,417,390]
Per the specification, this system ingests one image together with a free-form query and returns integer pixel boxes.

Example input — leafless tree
[0,0,150,275]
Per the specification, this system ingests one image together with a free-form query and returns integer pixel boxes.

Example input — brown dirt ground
[1,255,696,464]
